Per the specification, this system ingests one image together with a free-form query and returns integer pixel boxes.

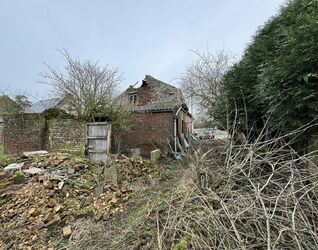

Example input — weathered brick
[47,119,86,155]
[3,113,46,155]
[3,114,86,156]
[118,112,174,156]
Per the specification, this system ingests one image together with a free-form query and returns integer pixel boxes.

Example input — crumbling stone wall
[3,114,86,155]
[3,113,46,155]
[47,119,86,155]
[118,112,174,156]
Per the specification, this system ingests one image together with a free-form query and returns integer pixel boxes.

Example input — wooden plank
[87,126,108,137]
[87,136,108,139]
[86,122,111,163]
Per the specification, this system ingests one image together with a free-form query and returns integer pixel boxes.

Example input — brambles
[158,130,318,249]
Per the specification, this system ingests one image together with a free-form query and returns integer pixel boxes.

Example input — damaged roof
[123,75,186,112]
[26,98,63,113]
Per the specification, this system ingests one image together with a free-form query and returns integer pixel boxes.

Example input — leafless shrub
[158,126,318,249]
[180,49,236,118]
[40,49,123,120]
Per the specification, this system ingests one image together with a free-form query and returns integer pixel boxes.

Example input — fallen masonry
[0,152,165,249]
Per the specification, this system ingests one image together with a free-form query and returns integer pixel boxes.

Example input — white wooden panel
[88,125,108,137]
[87,123,111,163]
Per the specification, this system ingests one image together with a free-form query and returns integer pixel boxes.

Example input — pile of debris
[112,156,165,183]
[0,151,165,249]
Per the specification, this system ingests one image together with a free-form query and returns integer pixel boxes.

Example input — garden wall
[3,113,46,155]
[47,119,86,155]
[3,114,86,155]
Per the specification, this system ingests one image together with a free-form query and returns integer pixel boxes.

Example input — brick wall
[119,112,174,156]
[137,83,152,105]
[47,119,86,155]
[3,114,86,156]
[3,113,46,155]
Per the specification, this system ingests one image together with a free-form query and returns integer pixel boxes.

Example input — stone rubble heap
[0,152,164,249]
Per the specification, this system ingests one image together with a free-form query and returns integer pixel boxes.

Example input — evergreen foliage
[216,0,318,137]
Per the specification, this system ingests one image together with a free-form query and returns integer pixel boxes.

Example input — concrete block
[150,149,161,162]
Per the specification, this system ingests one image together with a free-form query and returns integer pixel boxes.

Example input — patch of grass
[0,155,17,168]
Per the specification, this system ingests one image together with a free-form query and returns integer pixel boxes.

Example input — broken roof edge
[26,98,64,113]
[142,75,178,89]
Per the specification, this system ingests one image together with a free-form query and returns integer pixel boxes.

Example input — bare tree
[41,49,123,120]
[180,49,236,118]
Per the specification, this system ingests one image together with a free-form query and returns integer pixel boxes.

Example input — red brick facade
[117,75,193,156]
[136,83,152,105]
[121,112,174,156]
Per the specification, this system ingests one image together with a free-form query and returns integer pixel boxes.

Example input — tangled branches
[158,131,318,249]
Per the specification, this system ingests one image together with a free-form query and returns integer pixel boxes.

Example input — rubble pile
[0,152,164,249]
[112,157,165,182]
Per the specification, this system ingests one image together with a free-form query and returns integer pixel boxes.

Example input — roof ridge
[144,75,177,89]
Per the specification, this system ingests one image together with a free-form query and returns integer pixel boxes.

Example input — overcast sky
[0,0,285,101]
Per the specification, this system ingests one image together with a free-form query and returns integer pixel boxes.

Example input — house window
[129,94,137,104]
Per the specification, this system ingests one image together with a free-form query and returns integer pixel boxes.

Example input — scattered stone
[22,150,48,158]
[38,175,48,182]
[43,213,53,223]
[58,181,64,190]
[120,186,127,194]
[46,214,61,227]
[33,220,45,231]
[60,211,70,219]
[54,203,62,212]
[50,170,65,181]
[17,219,27,227]
[150,149,161,162]
[26,223,33,231]
[0,153,165,249]
[113,157,164,181]
[68,168,75,174]
[44,180,53,189]
[13,172,25,184]
[62,225,72,238]
[28,207,36,215]
[23,167,43,175]
[4,163,24,173]
[103,213,110,221]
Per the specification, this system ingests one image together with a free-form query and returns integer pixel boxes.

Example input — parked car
[194,128,215,140]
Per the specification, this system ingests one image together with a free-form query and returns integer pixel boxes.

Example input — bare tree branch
[40,49,123,120]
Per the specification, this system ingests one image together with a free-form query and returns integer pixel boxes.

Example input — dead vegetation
[157,131,318,249]
[2,128,318,249]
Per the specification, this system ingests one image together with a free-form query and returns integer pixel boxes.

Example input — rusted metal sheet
[86,122,111,163]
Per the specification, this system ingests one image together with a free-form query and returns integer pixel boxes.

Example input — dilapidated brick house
[118,75,193,156]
